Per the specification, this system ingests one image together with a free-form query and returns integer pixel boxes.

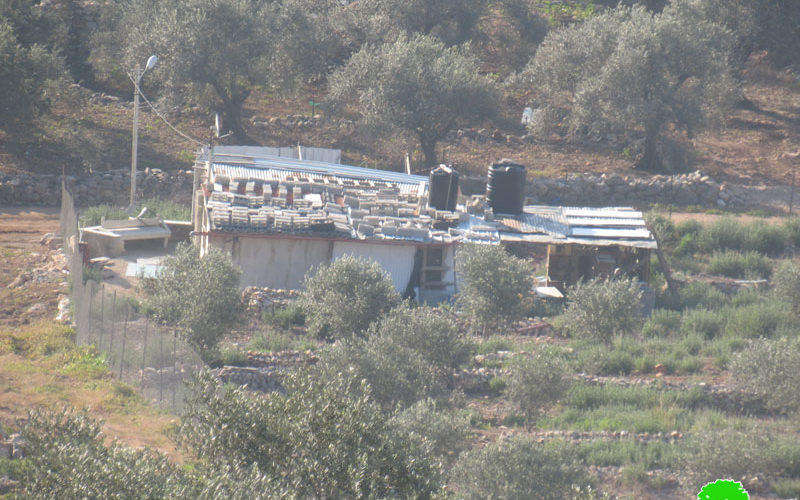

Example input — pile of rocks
[210,350,317,393]
[242,287,300,311]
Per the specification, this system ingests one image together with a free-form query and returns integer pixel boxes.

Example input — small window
[426,247,443,267]
[425,270,443,283]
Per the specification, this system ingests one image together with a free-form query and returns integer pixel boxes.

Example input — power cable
[128,72,205,146]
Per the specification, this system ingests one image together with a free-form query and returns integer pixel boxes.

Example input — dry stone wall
[461,170,751,209]
[0,168,193,206]
[0,166,766,210]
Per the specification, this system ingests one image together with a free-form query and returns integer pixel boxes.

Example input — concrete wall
[210,235,331,289]
[207,234,457,303]
[332,241,417,292]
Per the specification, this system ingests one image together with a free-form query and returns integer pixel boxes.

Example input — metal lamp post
[129,55,158,212]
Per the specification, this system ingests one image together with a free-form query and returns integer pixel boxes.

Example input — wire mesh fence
[61,180,202,412]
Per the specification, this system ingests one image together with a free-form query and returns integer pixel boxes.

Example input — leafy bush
[708,250,772,279]
[507,354,572,427]
[138,197,190,221]
[644,213,676,245]
[261,304,305,330]
[139,242,242,358]
[562,278,643,343]
[21,407,201,498]
[675,219,702,237]
[177,369,441,498]
[673,233,698,257]
[642,309,682,338]
[319,306,466,409]
[389,399,471,460]
[698,217,745,252]
[658,281,729,311]
[743,222,787,256]
[475,335,513,354]
[680,308,726,340]
[455,244,532,335]
[782,218,800,248]
[730,337,800,414]
[773,259,800,315]
[299,256,400,340]
[449,436,590,500]
[723,301,797,339]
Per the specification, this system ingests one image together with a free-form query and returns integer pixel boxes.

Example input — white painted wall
[332,241,417,292]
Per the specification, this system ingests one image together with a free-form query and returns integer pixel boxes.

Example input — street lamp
[129,54,158,212]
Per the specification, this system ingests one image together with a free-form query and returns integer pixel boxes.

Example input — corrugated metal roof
[205,150,427,194]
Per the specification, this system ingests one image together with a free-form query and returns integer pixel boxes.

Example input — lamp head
[145,55,158,71]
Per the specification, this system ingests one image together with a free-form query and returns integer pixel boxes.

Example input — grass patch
[139,197,190,221]
[474,335,514,355]
[246,328,316,353]
[708,250,772,279]
[0,321,75,358]
[59,346,110,381]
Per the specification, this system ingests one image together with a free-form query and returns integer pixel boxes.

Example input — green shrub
[642,309,682,338]
[261,304,305,330]
[574,343,634,376]
[562,278,643,344]
[675,219,702,237]
[178,369,442,498]
[319,306,466,409]
[673,233,698,257]
[772,479,800,499]
[475,335,513,355]
[773,259,800,315]
[455,244,532,335]
[730,337,800,414]
[724,301,797,339]
[22,407,201,498]
[645,213,676,245]
[299,256,400,340]
[782,218,800,248]
[680,308,726,340]
[390,399,471,460]
[708,251,772,279]
[138,197,190,221]
[699,217,745,252]
[246,329,314,353]
[449,436,590,500]
[743,222,787,256]
[139,242,242,358]
[507,354,572,427]
[79,204,128,227]
[657,281,729,311]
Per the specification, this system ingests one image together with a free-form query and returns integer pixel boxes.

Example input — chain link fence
[61,180,202,412]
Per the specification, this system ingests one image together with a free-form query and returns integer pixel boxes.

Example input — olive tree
[730,337,800,414]
[328,34,498,167]
[100,0,327,143]
[140,242,242,358]
[319,304,470,409]
[298,256,400,340]
[177,369,442,498]
[0,20,67,127]
[561,277,643,344]
[507,353,572,428]
[449,435,590,500]
[455,244,532,335]
[520,3,739,171]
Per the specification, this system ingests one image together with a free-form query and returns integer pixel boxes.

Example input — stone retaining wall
[0,168,193,206]
[461,170,751,209]
[0,166,767,210]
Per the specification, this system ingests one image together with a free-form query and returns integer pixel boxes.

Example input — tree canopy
[329,34,498,167]
[103,0,327,143]
[521,3,739,171]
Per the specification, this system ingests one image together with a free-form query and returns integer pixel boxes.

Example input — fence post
[109,290,117,371]
[140,318,148,389]
[98,285,105,350]
[159,327,164,403]
[88,285,94,344]
[172,333,177,410]
[120,305,128,379]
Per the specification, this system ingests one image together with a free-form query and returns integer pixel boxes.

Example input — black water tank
[487,160,525,215]
[429,165,459,211]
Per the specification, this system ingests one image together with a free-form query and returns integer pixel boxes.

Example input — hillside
[1,55,798,192]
